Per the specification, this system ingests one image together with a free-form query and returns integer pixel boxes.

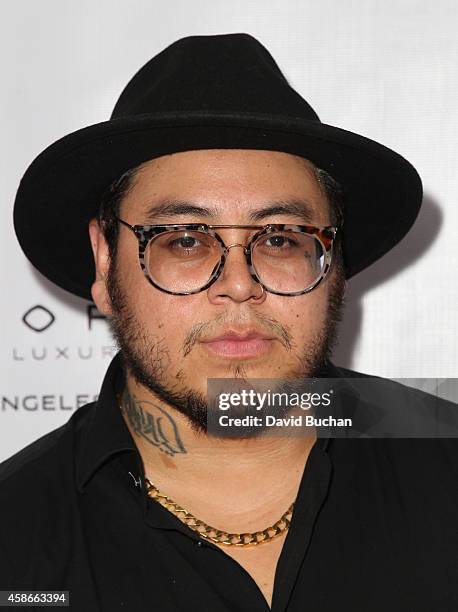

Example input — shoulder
[329,366,458,501]
[0,403,95,587]
[0,402,94,493]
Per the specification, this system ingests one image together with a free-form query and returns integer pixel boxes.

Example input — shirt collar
[75,352,139,492]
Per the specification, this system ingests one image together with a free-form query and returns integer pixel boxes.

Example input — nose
[206,243,266,304]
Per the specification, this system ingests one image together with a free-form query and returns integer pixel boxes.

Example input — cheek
[273,290,329,342]
[124,269,201,347]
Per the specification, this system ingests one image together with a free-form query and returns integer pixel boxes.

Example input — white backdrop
[1,0,457,461]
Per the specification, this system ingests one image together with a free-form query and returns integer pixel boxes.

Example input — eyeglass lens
[144,229,326,294]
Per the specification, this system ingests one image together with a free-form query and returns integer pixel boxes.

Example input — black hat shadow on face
[333,193,443,370]
[29,193,442,370]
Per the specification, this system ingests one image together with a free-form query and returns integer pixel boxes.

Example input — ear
[88,218,113,316]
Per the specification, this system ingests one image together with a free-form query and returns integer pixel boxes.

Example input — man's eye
[264,234,298,248]
[168,235,201,249]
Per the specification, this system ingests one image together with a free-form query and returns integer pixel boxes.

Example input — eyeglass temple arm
[116,217,136,231]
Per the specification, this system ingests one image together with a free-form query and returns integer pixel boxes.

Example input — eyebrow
[142,199,318,224]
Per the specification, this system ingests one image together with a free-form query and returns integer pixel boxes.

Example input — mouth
[199,329,276,359]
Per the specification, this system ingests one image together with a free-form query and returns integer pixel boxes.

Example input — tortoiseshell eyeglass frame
[115,216,340,296]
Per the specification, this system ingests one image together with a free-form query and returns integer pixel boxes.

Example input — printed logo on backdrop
[22,305,55,332]
[13,303,117,362]
[2,394,99,412]
[4,304,116,413]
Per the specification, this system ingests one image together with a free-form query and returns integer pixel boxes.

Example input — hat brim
[13,111,422,301]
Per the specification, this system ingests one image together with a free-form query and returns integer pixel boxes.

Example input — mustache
[182,311,294,357]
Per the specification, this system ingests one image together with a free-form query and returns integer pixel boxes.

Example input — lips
[200,329,275,358]
[206,330,273,341]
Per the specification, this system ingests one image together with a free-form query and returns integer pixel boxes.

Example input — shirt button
[196,541,203,547]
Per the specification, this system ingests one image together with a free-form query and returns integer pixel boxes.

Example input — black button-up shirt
[1,353,457,611]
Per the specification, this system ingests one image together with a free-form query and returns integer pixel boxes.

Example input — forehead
[120,149,329,223]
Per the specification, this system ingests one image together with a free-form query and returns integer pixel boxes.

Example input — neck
[119,372,317,532]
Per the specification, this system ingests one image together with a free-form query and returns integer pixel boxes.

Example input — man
[1,34,457,611]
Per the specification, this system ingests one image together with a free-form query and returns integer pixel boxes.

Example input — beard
[107,256,346,438]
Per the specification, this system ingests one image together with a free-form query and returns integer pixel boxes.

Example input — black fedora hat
[14,33,422,301]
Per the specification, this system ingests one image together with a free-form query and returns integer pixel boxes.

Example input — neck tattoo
[119,389,187,457]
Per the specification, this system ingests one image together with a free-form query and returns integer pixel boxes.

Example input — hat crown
[111,33,320,120]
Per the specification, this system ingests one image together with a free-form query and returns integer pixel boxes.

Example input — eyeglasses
[116,217,339,296]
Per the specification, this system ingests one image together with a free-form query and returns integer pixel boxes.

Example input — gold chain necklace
[145,478,294,547]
